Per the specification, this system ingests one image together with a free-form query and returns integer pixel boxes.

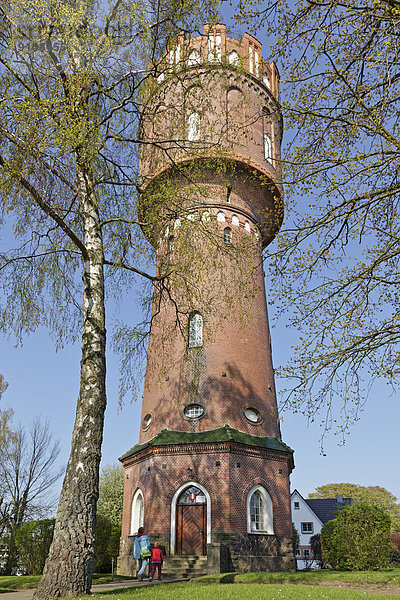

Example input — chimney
[336,494,343,503]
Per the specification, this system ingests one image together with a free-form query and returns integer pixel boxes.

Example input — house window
[295,548,301,556]
[231,215,239,226]
[294,501,300,510]
[254,50,259,77]
[301,522,314,534]
[217,211,226,222]
[188,313,203,348]
[224,227,232,244]
[168,236,174,252]
[244,221,251,232]
[188,112,200,141]
[246,485,274,534]
[188,49,201,66]
[303,549,311,558]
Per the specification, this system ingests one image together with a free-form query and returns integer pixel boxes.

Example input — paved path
[0,578,181,600]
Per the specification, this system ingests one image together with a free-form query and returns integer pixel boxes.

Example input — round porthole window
[142,414,153,430]
[244,408,260,423]
[184,404,205,419]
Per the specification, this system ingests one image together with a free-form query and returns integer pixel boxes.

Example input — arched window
[228,50,240,66]
[224,227,232,244]
[188,313,203,348]
[188,112,200,141]
[263,73,270,89]
[244,221,251,232]
[227,87,245,143]
[217,211,226,222]
[246,485,274,534]
[188,49,201,66]
[263,107,273,164]
[231,215,239,227]
[168,236,174,252]
[264,133,272,163]
[130,489,144,535]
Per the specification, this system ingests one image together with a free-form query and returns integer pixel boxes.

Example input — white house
[291,489,355,569]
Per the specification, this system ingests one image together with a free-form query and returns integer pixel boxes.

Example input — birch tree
[236,0,400,440]
[0,0,216,597]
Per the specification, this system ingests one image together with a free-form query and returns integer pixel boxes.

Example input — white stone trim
[170,481,211,554]
[130,488,144,535]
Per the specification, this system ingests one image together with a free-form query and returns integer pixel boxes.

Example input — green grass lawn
[193,568,400,586]
[84,582,400,600]
[0,573,132,591]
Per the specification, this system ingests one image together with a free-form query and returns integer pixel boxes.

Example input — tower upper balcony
[139,24,283,247]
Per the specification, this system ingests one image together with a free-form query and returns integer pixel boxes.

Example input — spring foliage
[321,502,391,570]
[235,0,400,440]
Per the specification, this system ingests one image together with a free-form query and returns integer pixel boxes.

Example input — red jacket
[151,547,163,563]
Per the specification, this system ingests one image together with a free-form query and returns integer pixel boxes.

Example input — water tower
[118,24,295,576]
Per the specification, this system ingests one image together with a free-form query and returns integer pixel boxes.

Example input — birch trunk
[36,168,106,600]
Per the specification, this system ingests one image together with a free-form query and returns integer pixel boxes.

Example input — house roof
[119,424,294,462]
[304,498,356,524]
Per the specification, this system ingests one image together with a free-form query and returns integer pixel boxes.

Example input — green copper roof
[119,424,293,461]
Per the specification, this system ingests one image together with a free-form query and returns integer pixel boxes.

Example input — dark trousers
[150,562,162,579]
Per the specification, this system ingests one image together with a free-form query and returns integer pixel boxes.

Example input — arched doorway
[176,485,207,555]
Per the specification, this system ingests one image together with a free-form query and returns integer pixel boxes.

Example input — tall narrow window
[264,132,272,163]
[224,227,232,244]
[227,88,245,143]
[249,46,254,74]
[188,112,200,141]
[254,50,259,77]
[208,34,221,61]
[188,313,203,348]
[130,489,144,535]
[246,485,274,534]
[250,490,263,531]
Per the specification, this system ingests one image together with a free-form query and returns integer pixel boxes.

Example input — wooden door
[176,504,206,555]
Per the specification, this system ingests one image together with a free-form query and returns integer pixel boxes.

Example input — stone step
[162,555,208,579]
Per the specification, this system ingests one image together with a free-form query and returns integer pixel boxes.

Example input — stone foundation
[118,532,296,576]
[209,533,296,573]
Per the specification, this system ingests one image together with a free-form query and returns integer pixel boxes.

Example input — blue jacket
[133,533,151,559]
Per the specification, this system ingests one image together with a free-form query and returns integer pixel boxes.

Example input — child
[149,543,163,580]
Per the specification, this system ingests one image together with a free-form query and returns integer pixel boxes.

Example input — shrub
[15,519,55,574]
[95,513,120,573]
[321,502,391,570]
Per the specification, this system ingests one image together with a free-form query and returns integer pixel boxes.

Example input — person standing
[149,543,163,581]
[133,527,151,581]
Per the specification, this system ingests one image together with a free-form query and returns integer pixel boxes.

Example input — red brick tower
[118,24,295,575]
